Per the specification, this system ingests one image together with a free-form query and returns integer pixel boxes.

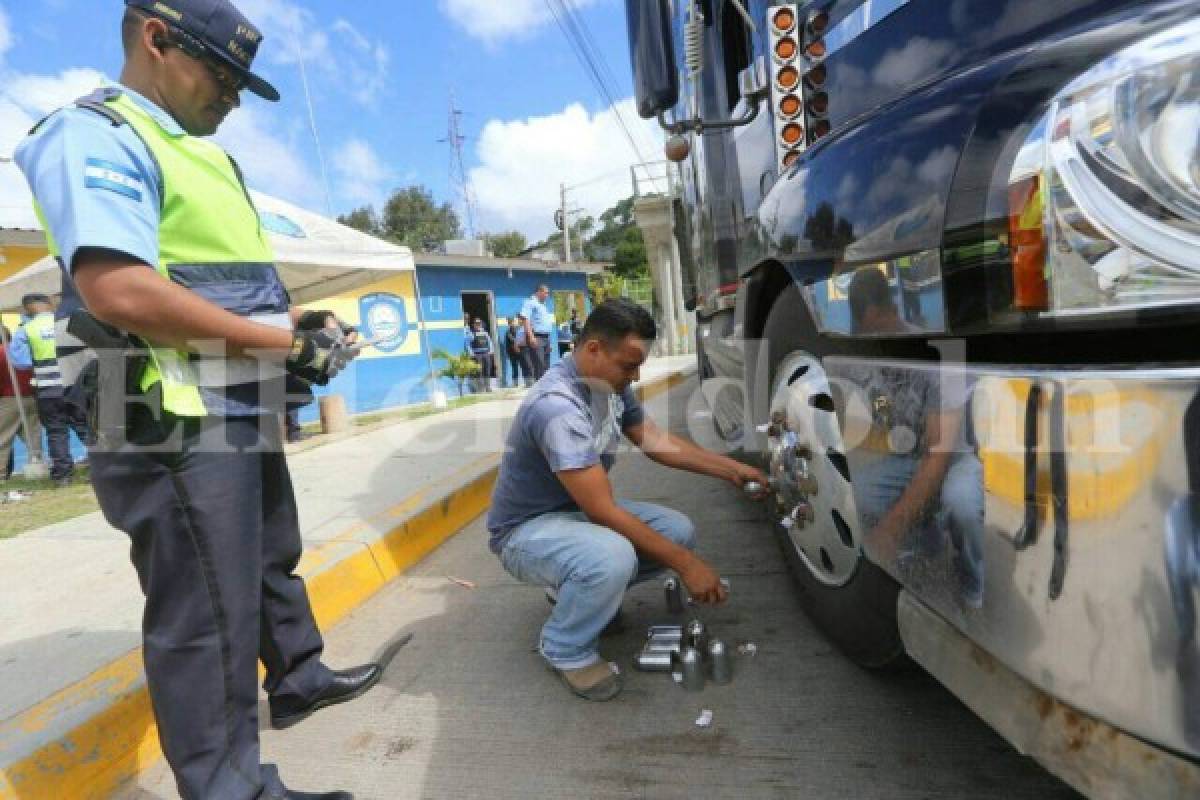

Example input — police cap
[125,0,280,102]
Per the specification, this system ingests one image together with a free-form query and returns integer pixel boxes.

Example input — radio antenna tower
[442,93,479,240]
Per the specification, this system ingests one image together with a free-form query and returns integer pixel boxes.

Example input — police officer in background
[17,2,377,798]
[14,293,89,486]
[521,283,554,380]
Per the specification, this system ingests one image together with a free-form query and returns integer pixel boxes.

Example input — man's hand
[285,329,352,386]
[678,554,728,604]
[731,462,770,499]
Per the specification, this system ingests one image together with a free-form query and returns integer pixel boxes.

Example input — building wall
[301,265,590,418]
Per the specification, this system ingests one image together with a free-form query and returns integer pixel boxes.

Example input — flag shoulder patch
[83,158,144,202]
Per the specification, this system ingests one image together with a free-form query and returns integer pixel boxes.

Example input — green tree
[379,186,462,252]
[337,207,380,236]
[484,230,528,258]
[612,226,648,278]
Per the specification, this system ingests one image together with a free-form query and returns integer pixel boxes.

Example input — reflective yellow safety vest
[35,88,291,417]
[21,312,61,396]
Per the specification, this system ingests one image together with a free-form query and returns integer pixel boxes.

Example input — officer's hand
[285,329,351,386]
[297,309,358,338]
[678,555,728,605]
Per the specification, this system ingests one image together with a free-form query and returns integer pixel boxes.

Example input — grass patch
[0,466,99,540]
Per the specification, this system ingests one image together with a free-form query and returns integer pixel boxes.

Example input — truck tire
[759,283,907,670]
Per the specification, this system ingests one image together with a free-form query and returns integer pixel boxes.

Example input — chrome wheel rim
[765,352,861,587]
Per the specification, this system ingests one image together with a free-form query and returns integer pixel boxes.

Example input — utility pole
[560,183,572,262]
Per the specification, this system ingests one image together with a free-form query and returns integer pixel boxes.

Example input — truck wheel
[760,286,906,670]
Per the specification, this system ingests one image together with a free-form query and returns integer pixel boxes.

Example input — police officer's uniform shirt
[7,326,31,369]
[520,294,553,335]
[17,84,162,277]
[17,85,280,416]
[486,354,645,554]
[468,330,493,356]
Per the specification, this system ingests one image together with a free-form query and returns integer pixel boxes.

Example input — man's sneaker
[553,660,623,701]
[544,588,626,636]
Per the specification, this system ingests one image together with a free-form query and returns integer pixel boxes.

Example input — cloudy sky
[0,0,662,241]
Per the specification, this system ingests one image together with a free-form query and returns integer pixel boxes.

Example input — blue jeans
[499,500,696,669]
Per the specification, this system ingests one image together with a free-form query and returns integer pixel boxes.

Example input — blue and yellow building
[306,252,596,413]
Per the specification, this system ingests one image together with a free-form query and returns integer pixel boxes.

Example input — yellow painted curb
[0,366,693,800]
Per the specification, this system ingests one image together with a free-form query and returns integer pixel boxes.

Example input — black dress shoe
[269,663,382,729]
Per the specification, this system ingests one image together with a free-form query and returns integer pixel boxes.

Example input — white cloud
[236,0,390,108]
[333,138,392,208]
[236,0,330,65]
[6,68,107,117]
[332,20,390,108]
[0,6,12,59]
[439,0,603,44]
[213,104,321,209]
[469,97,663,240]
[0,66,108,229]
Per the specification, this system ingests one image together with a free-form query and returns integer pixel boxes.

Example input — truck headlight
[1008,17,1200,313]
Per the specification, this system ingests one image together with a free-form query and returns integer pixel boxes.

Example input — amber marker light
[1008,175,1049,310]
[804,63,826,88]
[813,119,831,138]
[808,92,829,114]
[807,11,830,37]
[781,122,804,145]
[806,39,827,59]
[775,37,797,60]
[777,65,800,90]
[779,94,802,118]
[772,7,796,32]
[782,149,801,168]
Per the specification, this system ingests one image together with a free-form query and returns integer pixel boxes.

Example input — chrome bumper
[825,357,1200,764]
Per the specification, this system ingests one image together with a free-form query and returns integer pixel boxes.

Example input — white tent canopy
[0,190,414,309]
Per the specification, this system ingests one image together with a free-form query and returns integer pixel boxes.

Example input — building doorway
[460,290,496,343]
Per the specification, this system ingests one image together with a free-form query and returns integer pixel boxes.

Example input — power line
[543,0,654,168]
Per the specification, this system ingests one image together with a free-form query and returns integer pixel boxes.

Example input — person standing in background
[15,293,88,487]
[503,316,523,388]
[0,324,43,479]
[467,318,496,392]
[521,284,554,380]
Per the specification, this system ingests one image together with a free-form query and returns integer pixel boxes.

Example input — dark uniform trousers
[530,333,552,380]
[90,406,333,799]
[36,392,90,480]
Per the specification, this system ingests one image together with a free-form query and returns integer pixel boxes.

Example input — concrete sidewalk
[0,355,695,799]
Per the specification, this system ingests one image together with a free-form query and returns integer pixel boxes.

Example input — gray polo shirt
[487,355,645,554]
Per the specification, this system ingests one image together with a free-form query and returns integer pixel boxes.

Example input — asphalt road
[119,377,1080,799]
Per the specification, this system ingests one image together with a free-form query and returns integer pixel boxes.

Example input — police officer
[17,2,377,798]
[520,283,554,380]
[16,293,89,486]
[466,317,495,392]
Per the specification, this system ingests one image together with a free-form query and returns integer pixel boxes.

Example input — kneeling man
[487,299,767,701]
